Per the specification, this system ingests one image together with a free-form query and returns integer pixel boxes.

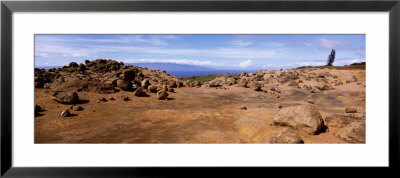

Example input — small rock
[345,107,357,113]
[133,88,147,97]
[60,109,71,117]
[147,85,158,93]
[109,97,115,100]
[157,90,169,100]
[307,100,314,104]
[325,114,353,128]
[209,79,222,87]
[69,105,83,111]
[240,106,247,110]
[346,76,358,83]
[122,96,129,101]
[98,97,107,102]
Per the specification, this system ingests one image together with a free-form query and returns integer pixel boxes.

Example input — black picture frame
[1,0,399,177]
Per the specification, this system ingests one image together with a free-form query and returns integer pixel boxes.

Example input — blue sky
[35,34,365,70]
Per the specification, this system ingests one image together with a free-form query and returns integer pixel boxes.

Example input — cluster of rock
[269,104,365,144]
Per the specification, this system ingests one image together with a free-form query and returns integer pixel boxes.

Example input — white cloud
[239,59,253,68]
[231,40,253,46]
[122,59,224,67]
[317,38,351,50]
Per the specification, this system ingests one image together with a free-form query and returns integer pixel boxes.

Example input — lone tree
[327,49,335,66]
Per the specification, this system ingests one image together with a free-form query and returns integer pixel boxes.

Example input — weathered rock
[147,85,158,93]
[267,127,304,144]
[52,91,79,104]
[334,121,365,143]
[68,62,79,68]
[288,81,300,88]
[60,109,71,117]
[238,79,248,87]
[346,76,358,83]
[320,84,334,90]
[117,80,132,91]
[120,69,136,81]
[121,95,129,101]
[141,79,151,90]
[209,79,222,87]
[325,114,353,128]
[250,82,262,91]
[273,105,325,135]
[168,81,177,88]
[345,107,357,113]
[133,88,147,97]
[157,90,169,100]
[69,105,83,111]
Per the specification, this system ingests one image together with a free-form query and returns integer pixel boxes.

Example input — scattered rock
[147,85,158,93]
[345,107,357,113]
[273,104,325,135]
[240,106,247,110]
[209,79,222,87]
[346,76,358,83]
[141,79,150,90]
[109,97,115,100]
[117,80,132,91]
[267,127,304,144]
[133,88,147,97]
[157,90,169,100]
[60,109,71,117]
[52,91,79,104]
[334,121,365,143]
[69,105,83,111]
[325,114,353,128]
[97,97,107,102]
[121,96,129,101]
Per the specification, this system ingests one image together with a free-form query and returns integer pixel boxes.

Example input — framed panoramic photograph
[1,0,399,177]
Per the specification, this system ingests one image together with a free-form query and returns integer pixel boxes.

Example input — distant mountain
[127,62,216,72]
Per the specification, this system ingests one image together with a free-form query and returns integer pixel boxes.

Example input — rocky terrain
[35,59,366,144]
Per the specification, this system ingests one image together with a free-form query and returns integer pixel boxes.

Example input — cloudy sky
[35,34,365,70]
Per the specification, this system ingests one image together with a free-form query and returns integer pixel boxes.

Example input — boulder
[334,121,365,143]
[147,85,158,93]
[288,81,300,88]
[267,127,304,144]
[273,104,325,135]
[133,88,147,97]
[209,79,222,87]
[121,69,136,81]
[346,76,358,83]
[345,107,357,113]
[68,62,79,68]
[168,81,177,88]
[325,114,353,128]
[157,90,169,100]
[238,79,248,87]
[117,80,132,91]
[250,82,262,91]
[52,91,79,104]
[141,79,150,90]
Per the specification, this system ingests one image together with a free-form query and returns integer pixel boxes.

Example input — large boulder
[334,121,365,143]
[267,127,304,144]
[117,80,132,91]
[273,104,325,135]
[121,69,135,81]
[52,91,79,104]
[209,79,222,87]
